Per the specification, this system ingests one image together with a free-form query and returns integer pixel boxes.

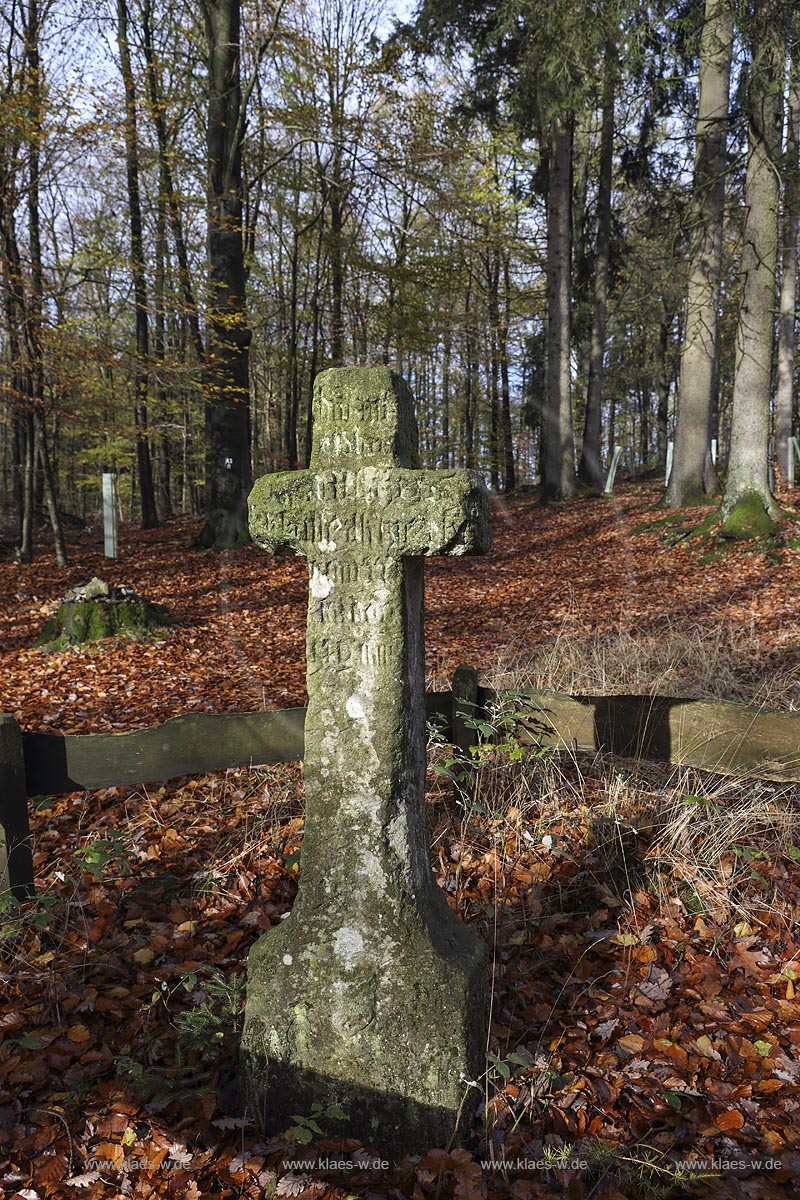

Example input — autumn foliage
[2,486,800,1199]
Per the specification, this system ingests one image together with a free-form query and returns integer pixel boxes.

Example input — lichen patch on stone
[309,568,333,599]
[333,926,365,969]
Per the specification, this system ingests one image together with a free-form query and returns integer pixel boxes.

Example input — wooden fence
[3,664,800,900]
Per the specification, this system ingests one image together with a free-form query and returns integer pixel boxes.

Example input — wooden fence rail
[3,664,800,900]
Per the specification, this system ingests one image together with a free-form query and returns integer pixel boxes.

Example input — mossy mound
[629,509,720,548]
[35,577,173,651]
[719,492,779,542]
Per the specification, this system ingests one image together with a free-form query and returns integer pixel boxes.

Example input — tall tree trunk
[500,252,515,492]
[329,183,345,365]
[286,236,300,467]
[3,1,67,564]
[721,0,786,525]
[579,38,616,488]
[19,410,34,562]
[669,0,733,506]
[442,329,451,468]
[776,28,799,483]
[117,0,157,530]
[200,0,252,549]
[655,306,672,470]
[35,407,65,561]
[541,115,577,501]
[486,248,501,491]
[153,190,174,520]
[141,0,205,366]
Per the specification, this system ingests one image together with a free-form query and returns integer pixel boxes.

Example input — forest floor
[2,482,800,1200]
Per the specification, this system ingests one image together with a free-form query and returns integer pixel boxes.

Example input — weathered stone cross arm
[248,466,489,559]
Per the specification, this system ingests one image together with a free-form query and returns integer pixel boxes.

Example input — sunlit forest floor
[2,483,800,1198]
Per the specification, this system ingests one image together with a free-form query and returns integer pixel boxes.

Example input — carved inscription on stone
[251,468,487,559]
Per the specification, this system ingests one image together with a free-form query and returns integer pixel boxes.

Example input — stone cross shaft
[242,367,490,1156]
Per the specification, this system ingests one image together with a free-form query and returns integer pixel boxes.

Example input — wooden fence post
[451,664,479,800]
[0,714,34,900]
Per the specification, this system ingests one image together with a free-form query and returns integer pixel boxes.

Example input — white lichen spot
[309,567,333,598]
[282,953,293,966]
[346,693,365,720]
[334,926,364,969]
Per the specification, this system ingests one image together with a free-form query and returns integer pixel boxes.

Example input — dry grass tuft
[488,619,800,710]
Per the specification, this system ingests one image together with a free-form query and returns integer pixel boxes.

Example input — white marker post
[604,445,623,494]
[102,473,118,559]
[790,437,800,490]
[711,439,717,464]
[665,440,674,486]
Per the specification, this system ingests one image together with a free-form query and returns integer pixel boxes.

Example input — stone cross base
[241,886,486,1156]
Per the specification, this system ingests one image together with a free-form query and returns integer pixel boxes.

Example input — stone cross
[242,367,490,1157]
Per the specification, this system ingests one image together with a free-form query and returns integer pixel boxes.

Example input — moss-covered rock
[35,578,173,650]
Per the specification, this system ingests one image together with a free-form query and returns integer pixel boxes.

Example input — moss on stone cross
[242,367,491,1157]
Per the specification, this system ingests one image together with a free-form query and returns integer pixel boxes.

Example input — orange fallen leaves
[3,489,800,1197]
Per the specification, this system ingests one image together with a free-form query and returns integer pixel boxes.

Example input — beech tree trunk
[541,116,577,502]
[668,0,732,507]
[200,0,252,549]
[775,30,799,484]
[2,0,66,565]
[141,0,205,366]
[500,254,515,492]
[578,39,616,489]
[720,2,785,525]
[117,0,157,531]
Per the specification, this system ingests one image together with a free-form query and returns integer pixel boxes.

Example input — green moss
[719,493,778,542]
[628,511,687,538]
[672,487,718,507]
[35,599,173,651]
[690,511,720,543]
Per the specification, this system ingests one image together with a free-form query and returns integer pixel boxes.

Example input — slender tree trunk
[541,115,577,501]
[579,39,616,488]
[19,411,34,562]
[500,253,515,492]
[776,30,799,483]
[486,249,501,491]
[200,0,252,549]
[721,0,786,524]
[117,0,157,530]
[669,0,733,506]
[35,407,65,561]
[286,237,300,467]
[304,216,325,468]
[442,330,451,468]
[329,182,345,365]
[141,0,205,365]
[655,307,671,469]
[3,2,67,564]
[153,193,174,520]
